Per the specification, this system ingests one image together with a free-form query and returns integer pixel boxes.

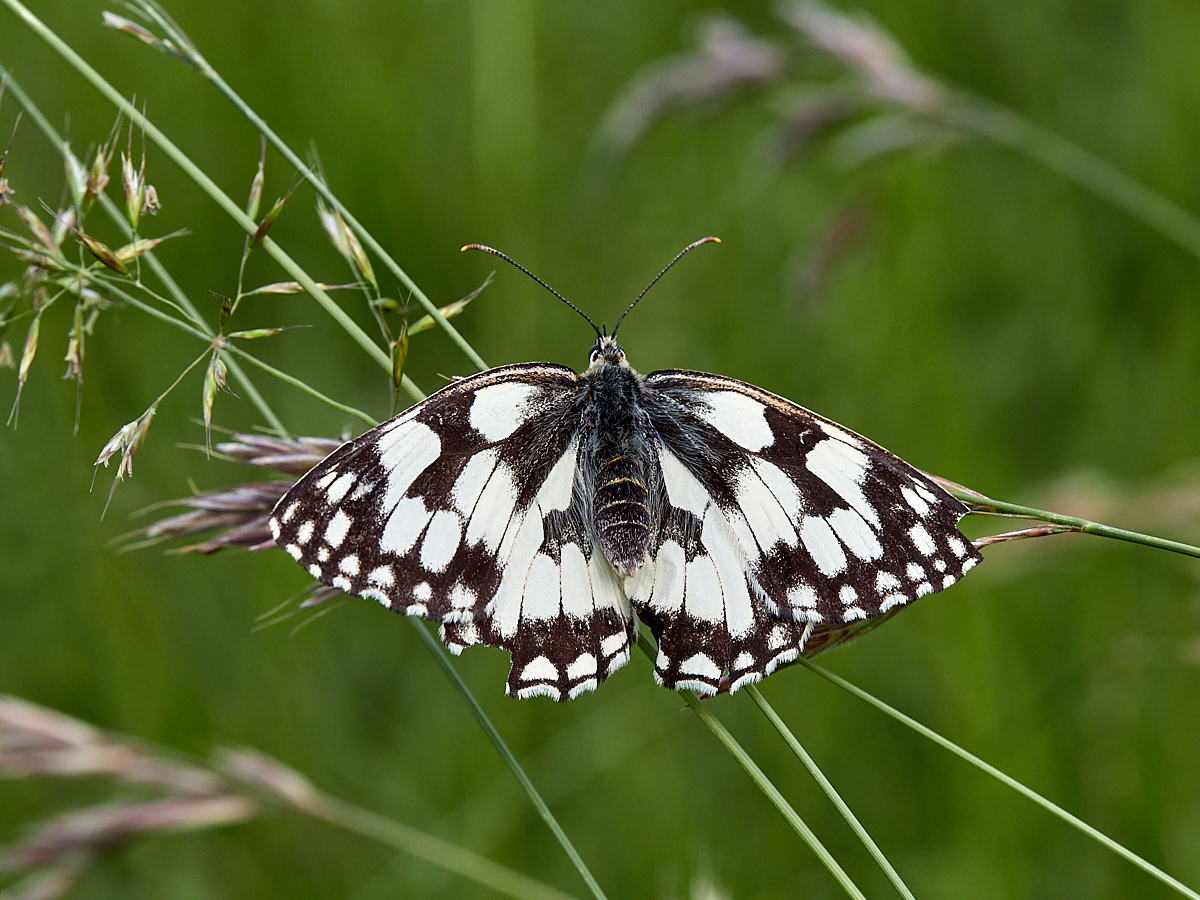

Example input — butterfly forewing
[629,370,981,693]
[269,363,637,700]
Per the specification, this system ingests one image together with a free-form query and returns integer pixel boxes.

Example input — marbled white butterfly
[269,239,981,700]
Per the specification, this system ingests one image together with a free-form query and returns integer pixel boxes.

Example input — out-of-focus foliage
[2,1,1199,898]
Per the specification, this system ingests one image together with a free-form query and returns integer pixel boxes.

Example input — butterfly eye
[590,349,602,365]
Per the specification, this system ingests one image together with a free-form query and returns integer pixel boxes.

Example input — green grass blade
[406,621,609,900]
[744,685,915,900]
[635,633,867,900]
[125,0,490,374]
[954,489,1200,559]
[800,659,1200,900]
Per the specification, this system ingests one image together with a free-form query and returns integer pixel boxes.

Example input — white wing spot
[601,632,628,660]
[406,603,428,617]
[839,585,858,606]
[559,543,594,618]
[332,575,351,592]
[420,509,463,574]
[324,509,352,549]
[315,470,338,491]
[733,651,755,671]
[338,554,359,576]
[683,554,724,624]
[948,536,968,559]
[296,520,315,545]
[350,479,376,501]
[787,583,818,609]
[901,485,931,517]
[567,654,598,680]
[520,553,562,621]
[906,562,926,582]
[413,582,432,602]
[800,516,847,576]
[648,540,686,615]
[909,523,936,556]
[382,497,431,557]
[934,558,947,572]
[325,471,357,504]
[521,656,559,683]
[915,582,934,597]
[843,606,868,621]
[369,566,394,587]
[679,653,721,679]
[659,447,710,517]
[307,563,322,578]
[377,420,441,513]
[698,391,773,451]
[876,571,901,592]
[465,464,519,553]
[285,544,302,561]
[880,593,908,612]
[701,505,754,638]
[469,381,540,442]
[280,501,300,524]
[452,449,498,517]
[317,547,330,563]
[943,574,957,588]
[805,440,879,528]
[450,582,476,610]
[535,439,578,513]
[827,507,883,561]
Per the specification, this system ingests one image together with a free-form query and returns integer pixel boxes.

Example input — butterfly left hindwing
[270,336,981,700]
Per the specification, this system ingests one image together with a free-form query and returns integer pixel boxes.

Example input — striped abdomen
[594,454,650,577]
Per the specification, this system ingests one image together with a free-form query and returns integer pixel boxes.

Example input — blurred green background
[2,0,1200,897]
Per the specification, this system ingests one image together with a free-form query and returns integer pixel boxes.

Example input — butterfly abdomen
[594,454,651,577]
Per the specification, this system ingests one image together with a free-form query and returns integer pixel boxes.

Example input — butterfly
[269,238,981,700]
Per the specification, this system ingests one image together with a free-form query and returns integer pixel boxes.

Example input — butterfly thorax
[581,337,653,577]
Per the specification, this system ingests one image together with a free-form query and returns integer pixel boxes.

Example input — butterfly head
[587,334,628,372]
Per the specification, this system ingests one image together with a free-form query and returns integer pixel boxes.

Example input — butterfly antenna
[462,244,602,338]
[612,236,720,337]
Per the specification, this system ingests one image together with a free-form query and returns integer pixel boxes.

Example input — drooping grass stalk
[946,96,1200,261]
[407,621,609,900]
[744,685,915,900]
[954,489,1200,559]
[798,659,1200,900]
[634,633,868,900]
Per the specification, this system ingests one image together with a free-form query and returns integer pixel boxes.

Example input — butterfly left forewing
[635,370,981,694]
[269,363,637,701]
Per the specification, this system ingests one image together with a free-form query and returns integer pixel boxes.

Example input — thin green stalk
[954,489,1200,559]
[405,621,609,900]
[635,633,866,900]
[744,685,914,900]
[947,96,1200,261]
[127,0,490,374]
[1,0,425,406]
[800,659,1200,900]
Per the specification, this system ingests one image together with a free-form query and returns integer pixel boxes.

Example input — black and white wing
[631,370,982,695]
[268,365,636,701]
